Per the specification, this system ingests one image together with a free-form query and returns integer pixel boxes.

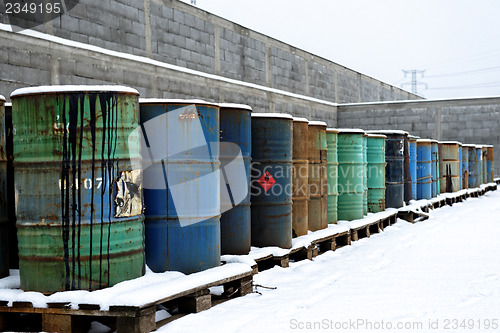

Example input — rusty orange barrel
[439,141,461,193]
[486,145,494,183]
[307,121,327,231]
[292,117,309,237]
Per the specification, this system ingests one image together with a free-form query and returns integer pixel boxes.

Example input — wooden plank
[116,309,156,333]
[41,313,88,333]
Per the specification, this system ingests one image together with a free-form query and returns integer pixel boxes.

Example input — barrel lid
[366,133,387,139]
[483,144,494,148]
[251,112,293,120]
[0,95,5,101]
[408,135,420,140]
[416,139,433,143]
[439,141,462,145]
[429,139,439,143]
[462,144,476,148]
[308,120,327,127]
[365,129,409,135]
[4,102,11,107]
[326,128,339,133]
[475,144,484,148]
[11,85,139,98]
[293,117,309,123]
[336,128,365,134]
[218,103,252,111]
[139,98,219,107]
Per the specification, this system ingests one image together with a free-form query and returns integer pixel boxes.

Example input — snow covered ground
[159,188,500,333]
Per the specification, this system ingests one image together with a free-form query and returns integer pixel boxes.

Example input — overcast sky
[181,0,500,100]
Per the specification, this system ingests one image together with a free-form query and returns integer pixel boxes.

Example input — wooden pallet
[350,220,382,242]
[0,269,254,333]
[397,210,429,223]
[312,230,351,255]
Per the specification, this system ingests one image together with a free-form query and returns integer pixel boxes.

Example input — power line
[426,65,500,78]
[426,81,500,90]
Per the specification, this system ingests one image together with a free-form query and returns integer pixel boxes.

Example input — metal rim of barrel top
[416,139,434,143]
[365,129,409,135]
[326,128,339,133]
[11,85,140,97]
[336,128,365,134]
[408,135,420,140]
[366,134,387,139]
[218,103,253,111]
[462,144,477,148]
[293,117,309,123]
[0,95,5,101]
[139,98,219,108]
[438,141,463,145]
[308,120,328,127]
[251,112,294,119]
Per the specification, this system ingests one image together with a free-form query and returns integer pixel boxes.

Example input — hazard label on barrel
[258,171,276,193]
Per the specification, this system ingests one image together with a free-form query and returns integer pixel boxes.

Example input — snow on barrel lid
[11,85,139,98]
[416,139,434,143]
[293,117,309,123]
[475,144,484,148]
[462,144,476,148]
[308,120,327,127]
[0,95,5,101]
[4,103,11,107]
[365,129,409,135]
[218,103,252,111]
[251,112,293,120]
[366,133,387,139]
[336,128,365,134]
[326,127,339,133]
[139,98,219,107]
[408,135,420,140]
[483,144,494,147]
[439,140,462,145]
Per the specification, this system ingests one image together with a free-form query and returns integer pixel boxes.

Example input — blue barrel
[486,145,494,183]
[461,145,469,189]
[464,144,476,188]
[251,113,293,249]
[476,146,483,186]
[219,103,252,255]
[367,130,406,209]
[431,140,439,197]
[403,133,412,203]
[408,136,418,200]
[417,139,432,199]
[140,99,220,274]
[458,144,463,190]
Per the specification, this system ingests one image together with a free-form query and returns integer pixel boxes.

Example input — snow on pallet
[495,177,500,185]
[338,210,398,241]
[0,263,254,333]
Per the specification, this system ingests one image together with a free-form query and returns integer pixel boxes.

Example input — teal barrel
[408,135,418,199]
[251,113,293,249]
[326,128,339,223]
[475,145,483,186]
[417,139,432,199]
[431,140,439,197]
[140,99,220,274]
[0,96,8,278]
[337,129,365,221]
[219,103,252,255]
[362,134,368,215]
[308,121,328,231]
[464,144,477,188]
[292,117,309,236]
[367,130,406,209]
[366,134,386,213]
[459,143,463,190]
[461,145,469,189]
[439,141,461,193]
[486,145,494,183]
[11,86,144,293]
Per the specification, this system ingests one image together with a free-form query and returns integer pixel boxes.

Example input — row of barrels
[0,86,495,294]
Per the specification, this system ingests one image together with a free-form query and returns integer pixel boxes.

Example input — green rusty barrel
[292,117,309,236]
[326,128,339,224]
[308,121,327,231]
[366,134,386,213]
[11,86,144,293]
[486,145,494,183]
[362,134,368,215]
[439,141,461,193]
[5,102,18,271]
[0,96,8,278]
[337,129,365,221]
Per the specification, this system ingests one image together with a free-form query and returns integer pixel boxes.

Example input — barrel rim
[0,94,5,101]
[218,103,253,111]
[438,141,462,145]
[293,117,309,123]
[4,102,11,107]
[417,139,434,143]
[308,120,328,127]
[139,98,219,107]
[366,134,387,139]
[475,144,484,148]
[482,144,494,148]
[336,128,365,134]
[326,127,339,133]
[11,85,139,98]
[365,129,409,135]
[408,135,420,140]
[251,112,293,120]
[462,144,477,148]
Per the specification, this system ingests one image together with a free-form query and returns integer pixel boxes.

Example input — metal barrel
[251,113,293,249]
[464,144,477,188]
[12,86,144,293]
[5,102,18,271]
[416,139,432,199]
[292,117,309,236]
[408,135,418,200]
[337,129,365,221]
[367,130,406,209]
[362,134,368,215]
[486,145,494,183]
[481,146,488,184]
[140,99,221,274]
[439,141,462,193]
[403,133,412,203]
[0,96,8,278]
[366,134,386,213]
[461,145,469,189]
[476,145,483,186]
[431,141,438,197]
[219,103,252,255]
[326,128,339,223]
[458,143,463,190]
[307,121,328,231]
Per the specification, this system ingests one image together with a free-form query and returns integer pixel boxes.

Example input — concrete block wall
[0,0,418,109]
[337,97,500,176]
